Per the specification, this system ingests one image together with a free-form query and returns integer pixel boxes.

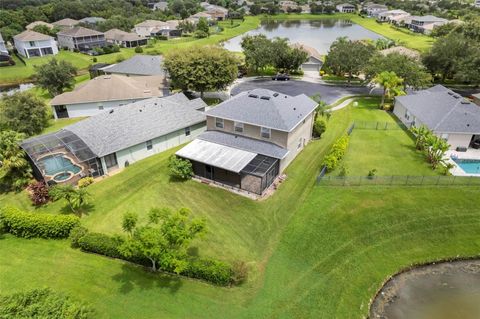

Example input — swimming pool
[453,158,480,174]
[38,153,82,181]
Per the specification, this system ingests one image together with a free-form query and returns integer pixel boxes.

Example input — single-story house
[13,30,58,58]
[21,93,207,185]
[176,89,318,195]
[188,12,214,24]
[388,13,412,26]
[100,55,165,77]
[364,3,388,17]
[57,26,106,51]
[134,20,182,38]
[200,2,229,19]
[394,85,480,151]
[408,15,449,34]
[377,9,408,22]
[79,17,106,26]
[336,3,356,13]
[26,21,54,30]
[380,46,420,60]
[0,33,9,61]
[52,18,79,29]
[104,29,147,47]
[291,42,323,72]
[50,74,169,118]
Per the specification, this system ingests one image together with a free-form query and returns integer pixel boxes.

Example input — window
[146,140,153,150]
[185,127,191,136]
[98,104,104,110]
[29,41,35,46]
[215,117,224,129]
[104,153,118,169]
[261,127,271,139]
[234,122,244,133]
[298,137,302,149]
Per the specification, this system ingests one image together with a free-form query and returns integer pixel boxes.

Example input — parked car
[272,73,290,81]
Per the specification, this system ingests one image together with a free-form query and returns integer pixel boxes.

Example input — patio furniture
[471,141,480,149]
[456,146,468,152]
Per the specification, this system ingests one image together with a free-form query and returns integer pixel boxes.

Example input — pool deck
[446,149,480,176]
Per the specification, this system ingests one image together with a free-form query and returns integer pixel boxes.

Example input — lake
[222,19,385,54]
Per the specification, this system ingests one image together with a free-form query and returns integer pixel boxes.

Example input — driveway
[230,78,381,104]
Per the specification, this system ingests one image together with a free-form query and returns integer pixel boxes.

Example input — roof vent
[144,90,151,93]
[273,93,279,97]
[293,107,296,111]
[139,109,143,112]
[447,92,454,95]
[109,110,114,114]
[260,96,271,100]
[461,101,470,104]
[248,94,258,98]
[284,96,287,98]
[453,95,460,99]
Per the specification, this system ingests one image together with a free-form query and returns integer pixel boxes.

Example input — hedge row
[71,228,235,286]
[322,135,350,172]
[0,206,80,239]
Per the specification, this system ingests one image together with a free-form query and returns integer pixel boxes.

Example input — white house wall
[112,122,206,171]
[280,112,314,172]
[54,98,146,118]
[14,38,58,58]
[445,134,472,150]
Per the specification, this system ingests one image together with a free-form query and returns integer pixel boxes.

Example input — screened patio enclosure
[21,130,104,185]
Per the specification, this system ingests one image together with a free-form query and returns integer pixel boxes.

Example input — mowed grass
[1,101,480,318]
[331,98,439,176]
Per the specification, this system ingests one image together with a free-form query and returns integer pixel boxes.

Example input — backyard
[1,98,480,318]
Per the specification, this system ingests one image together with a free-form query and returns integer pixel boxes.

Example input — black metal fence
[317,175,480,187]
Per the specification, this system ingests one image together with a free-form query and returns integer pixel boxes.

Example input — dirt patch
[370,259,480,319]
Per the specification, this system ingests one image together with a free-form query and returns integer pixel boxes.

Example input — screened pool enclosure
[21,130,104,185]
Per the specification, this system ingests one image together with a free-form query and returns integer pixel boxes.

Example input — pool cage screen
[240,155,279,195]
[21,130,104,185]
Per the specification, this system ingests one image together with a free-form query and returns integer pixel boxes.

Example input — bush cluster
[168,155,194,180]
[77,177,94,188]
[183,258,233,286]
[27,181,50,206]
[322,135,349,172]
[0,206,80,239]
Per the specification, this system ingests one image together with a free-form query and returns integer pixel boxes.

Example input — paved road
[231,78,381,104]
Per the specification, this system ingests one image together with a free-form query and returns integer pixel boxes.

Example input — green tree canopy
[163,46,238,97]
[271,38,308,72]
[0,91,49,136]
[372,71,405,108]
[0,130,32,191]
[34,58,78,97]
[241,34,273,72]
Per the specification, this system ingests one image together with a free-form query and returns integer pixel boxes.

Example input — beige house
[176,89,318,195]
[104,29,147,47]
[291,42,323,72]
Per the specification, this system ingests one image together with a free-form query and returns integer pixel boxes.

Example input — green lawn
[273,13,434,52]
[330,98,439,176]
[1,99,479,318]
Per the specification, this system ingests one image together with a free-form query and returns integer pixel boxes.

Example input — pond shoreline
[369,257,480,318]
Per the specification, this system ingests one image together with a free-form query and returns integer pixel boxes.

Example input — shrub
[230,260,248,285]
[313,118,327,138]
[116,54,125,63]
[156,35,168,40]
[102,46,112,54]
[0,288,94,318]
[78,177,94,188]
[182,258,233,286]
[69,225,89,248]
[168,155,193,180]
[0,206,80,239]
[368,169,377,178]
[92,57,97,63]
[112,45,120,53]
[134,46,143,53]
[194,30,208,38]
[338,164,348,177]
[27,181,50,206]
[77,232,125,259]
[322,135,349,172]
[322,154,338,172]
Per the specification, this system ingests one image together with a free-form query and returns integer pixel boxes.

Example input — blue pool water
[39,154,81,177]
[453,159,480,174]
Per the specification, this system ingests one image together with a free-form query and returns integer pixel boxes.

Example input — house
[393,85,480,151]
[291,43,323,72]
[26,21,54,30]
[472,93,480,107]
[100,55,165,77]
[13,30,58,58]
[200,2,229,20]
[79,17,106,26]
[21,93,207,184]
[364,3,388,17]
[377,9,408,22]
[408,15,448,34]
[188,12,214,24]
[279,1,299,12]
[104,29,147,47]
[52,18,79,29]
[336,3,356,13]
[151,1,168,11]
[380,46,420,60]
[0,33,9,60]
[175,89,318,195]
[300,4,311,13]
[134,20,182,38]
[475,0,480,8]
[57,27,106,51]
[50,74,168,118]
[388,13,412,26]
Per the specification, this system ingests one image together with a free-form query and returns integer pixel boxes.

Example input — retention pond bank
[370,259,480,319]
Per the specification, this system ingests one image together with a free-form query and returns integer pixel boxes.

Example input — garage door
[301,63,320,72]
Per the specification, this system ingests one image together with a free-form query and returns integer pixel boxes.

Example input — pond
[0,83,35,95]
[370,259,480,319]
[222,19,385,54]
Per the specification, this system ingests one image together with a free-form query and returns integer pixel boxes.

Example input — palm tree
[0,130,32,190]
[372,71,405,109]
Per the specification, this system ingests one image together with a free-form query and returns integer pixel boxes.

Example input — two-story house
[176,89,318,195]
[134,20,182,38]
[363,3,388,17]
[408,15,448,34]
[57,27,106,52]
[13,30,58,58]
[0,33,9,61]
[336,3,356,13]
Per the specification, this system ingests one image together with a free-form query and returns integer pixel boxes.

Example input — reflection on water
[0,83,35,95]
[370,260,480,319]
[222,19,384,54]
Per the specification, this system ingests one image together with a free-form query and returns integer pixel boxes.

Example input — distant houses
[377,9,409,22]
[52,18,79,29]
[188,12,214,24]
[336,3,356,13]
[50,74,168,118]
[200,2,229,20]
[13,30,58,58]
[363,3,388,17]
[57,26,106,51]
[79,17,106,26]
[408,15,449,34]
[134,20,182,38]
[105,29,147,47]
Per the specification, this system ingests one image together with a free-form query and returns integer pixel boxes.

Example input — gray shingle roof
[79,17,106,24]
[198,130,289,159]
[206,89,317,132]
[14,30,53,42]
[58,26,103,37]
[65,93,206,157]
[0,33,4,43]
[396,85,480,134]
[100,55,164,76]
